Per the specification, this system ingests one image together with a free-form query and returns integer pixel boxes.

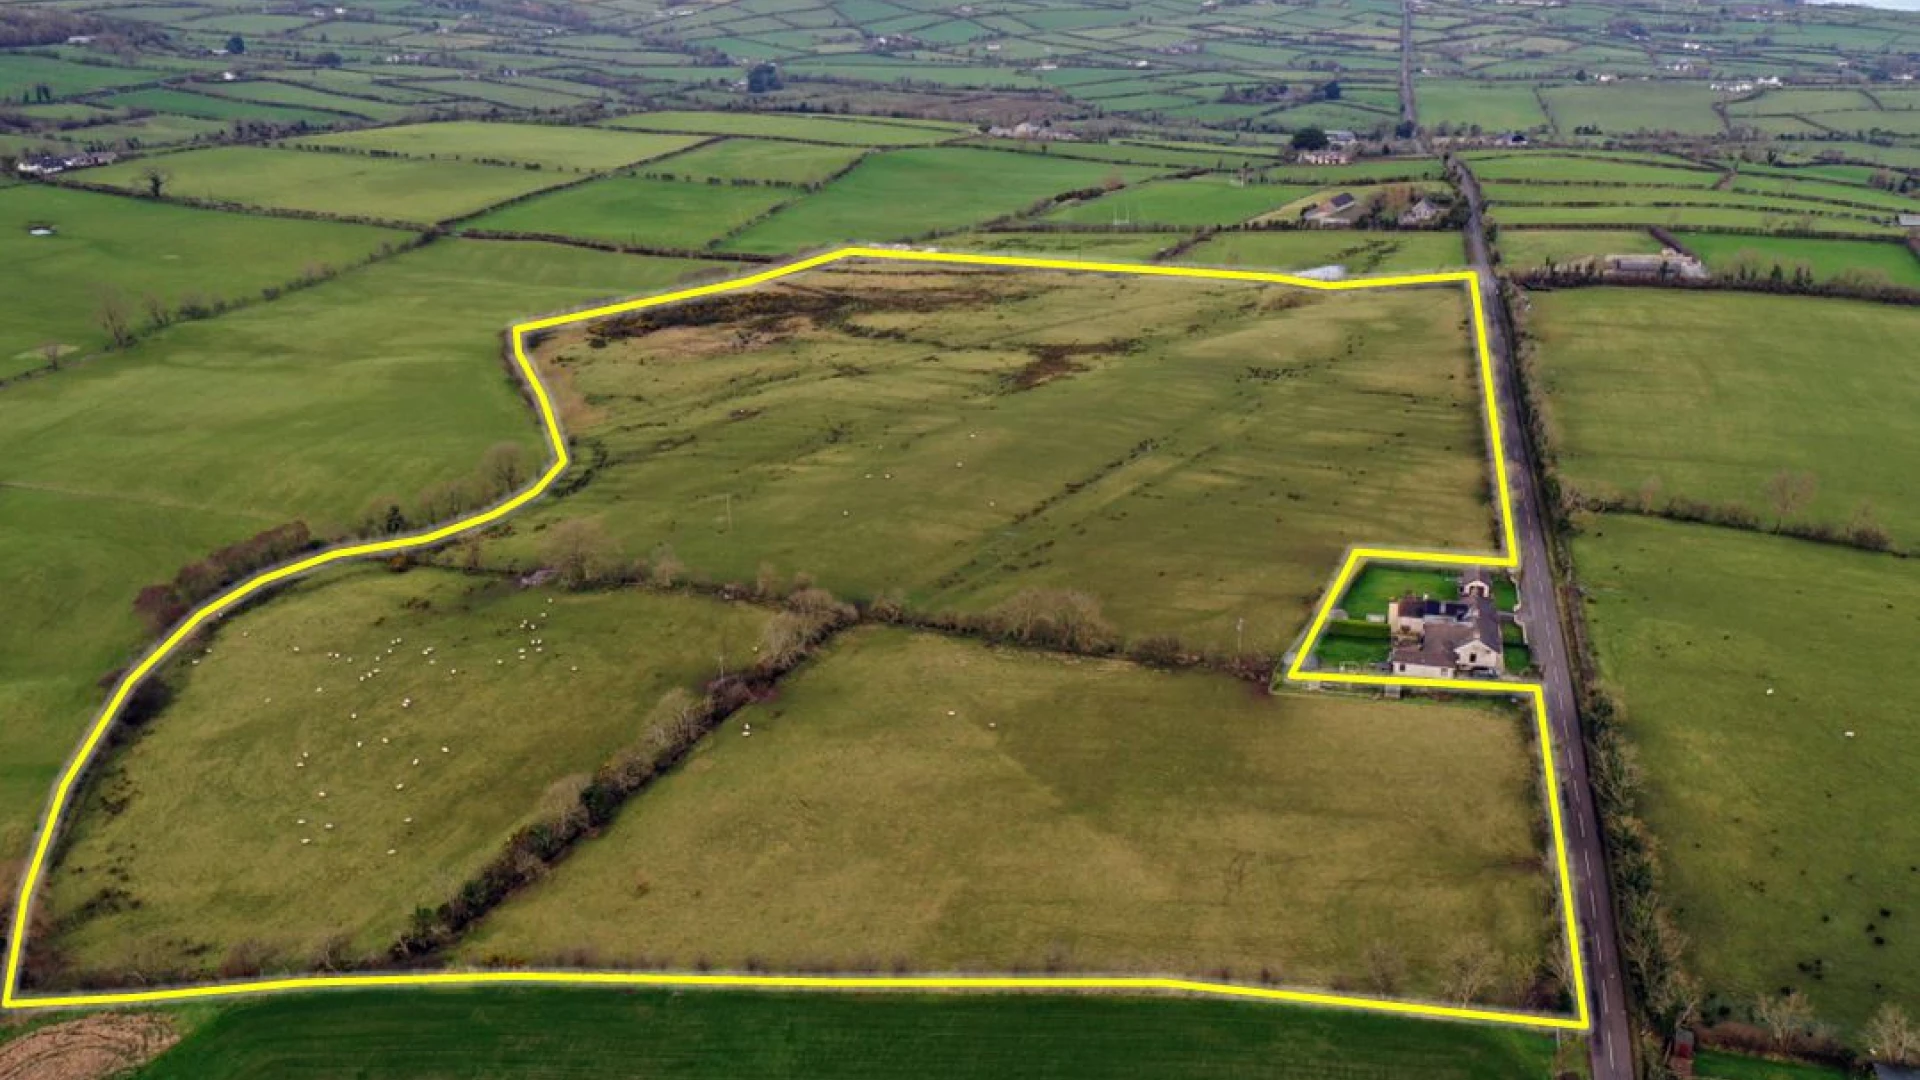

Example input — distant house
[1297,148,1351,166]
[16,150,118,177]
[1301,192,1364,227]
[1897,212,1920,228]
[1387,569,1507,679]
[1605,250,1707,280]
[1398,197,1444,227]
[1325,129,1358,146]
[984,121,1077,141]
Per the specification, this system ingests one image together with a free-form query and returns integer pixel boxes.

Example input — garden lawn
[1574,516,1920,1035]
[464,629,1551,1002]
[132,988,1561,1080]
[0,240,716,870]
[720,147,1167,253]
[80,146,576,224]
[1530,288,1920,545]
[0,185,406,378]
[463,176,793,249]
[289,122,705,170]
[39,570,771,980]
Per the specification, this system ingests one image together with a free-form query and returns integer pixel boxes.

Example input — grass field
[506,265,1492,653]
[604,110,967,146]
[1040,174,1318,227]
[1418,81,1552,131]
[1574,516,1920,1034]
[1676,232,1920,288]
[0,240,715,876]
[464,628,1550,999]
[1693,1049,1852,1080]
[926,232,1177,262]
[80,146,576,225]
[1529,289,1920,545]
[1183,230,1467,275]
[39,569,770,980]
[646,136,867,184]
[288,122,705,170]
[0,54,160,100]
[0,185,406,378]
[95,87,349,128]
[1495,228,1661,269]
[131,989,1562,1079]
[1540,82,1728,136]
[1491,203,1893,235]
[1463,152,1721,187]
[719,148,1166,253]
[464,176,794,249]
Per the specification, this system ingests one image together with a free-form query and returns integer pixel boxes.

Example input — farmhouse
[1302,192,1365,227]
[1897,212,1920,228]
[1387,569,1507,679]
[14,150,120,177]
[1605,250,1707,280]
[1399,197,1444,227]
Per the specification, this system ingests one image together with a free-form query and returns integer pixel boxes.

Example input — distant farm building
[1297,148,1351,166]
[1399,197,1444,227]
[1301,192,1364,227]
[15,150,119,177]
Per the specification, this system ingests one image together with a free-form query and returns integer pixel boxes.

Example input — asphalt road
[1453,161,1636,1080]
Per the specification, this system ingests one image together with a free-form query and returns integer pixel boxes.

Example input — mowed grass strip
[464,628,1550,1001]
[508,268,1490,653]
[1530,289,1920,545]
[132,988,1560,1080]
[80,146,577,225]
[0,185,407,377]
[40,569,772,981]
[0,240,717,864]
[1575,517,1920,1034]
[464,176,793,249]
[289,122,707,171]
[719,147,1168,253]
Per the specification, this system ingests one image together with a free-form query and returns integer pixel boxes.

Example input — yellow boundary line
[1,246,1589,1034]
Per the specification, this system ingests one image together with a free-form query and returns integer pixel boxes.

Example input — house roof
[1328,192,1356,208]
[1873,1066,1920,1080]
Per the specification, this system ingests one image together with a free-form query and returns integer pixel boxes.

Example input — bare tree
[96,290,134,347]
[1441,937,1500,1005]
[141,291,171,330]
[541,518,620,588]
[1754,989,1816,1050]
[37,341,63,371]
[1637,475,1664,515]
[1867,1003,1920,1066]
[479,441,528,497]
[1762,469,1817,529]
[138,165,168,198]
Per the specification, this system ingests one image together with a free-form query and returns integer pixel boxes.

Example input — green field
[464,176,794,249]
[131,989,1561,1079]
[720,148,1166,253]
[95,87,350,127]
[0,54,161,100]
[39,569,770,980]
[1184,230,1467,275]
[1575,516,1920,1034]
[1530,289,1920,545]
[644,136,868,183]
[505,265,1492,653]
[465,629,1550,999]
[81,146,576,225]
[1041,174,1318,227]
[1495,228,1661,270]
[605,110,968,146]
[933,231,1177,261]
[1463,152,1722,187]
[289,122,705,170]
[1491,203,1893,235]
[1540,82,1728,136]
[0,240,715,869]
[0,185,406,378]
[1419,81,1552,131]
[1677,232,1920,288]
